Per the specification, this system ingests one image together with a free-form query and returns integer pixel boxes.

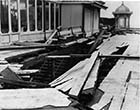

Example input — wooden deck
[0,33,139,109]
[50,34,140,109]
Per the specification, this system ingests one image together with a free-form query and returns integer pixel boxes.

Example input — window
[56,4,60,28]
[11,0,18,32]
[51,3,54,30]
[1,0,9,33]
[44,2,49,30]
[37,0,42,31]
[20,0,27,32]
[29,0,35,31]
[0,0,60,34]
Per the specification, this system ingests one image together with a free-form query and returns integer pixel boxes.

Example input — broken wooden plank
[0,67,49,88]
[0,88,71,109]
[15,69,39,75]
[0,78,49,88]
[99,54,140,59]
[46,54,140,59]
[45,29,58,44]
[0,49,44,61]
[50,59,86,86]
[0,44,61,51]
[88,30,105,54]
[0,67,22,81]
[84,58,100,90]
[46,54,91,59]
[121,71,140,110]
[69,51,99,96]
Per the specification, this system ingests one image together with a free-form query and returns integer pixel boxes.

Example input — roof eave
[92,2,108,10]
[48,0,107,9]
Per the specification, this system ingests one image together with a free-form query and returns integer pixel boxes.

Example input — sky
[101,1,140,28]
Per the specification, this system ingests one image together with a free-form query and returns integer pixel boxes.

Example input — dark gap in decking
[78,45,128,106]
[95,45,128,88]
[32,43,92,83]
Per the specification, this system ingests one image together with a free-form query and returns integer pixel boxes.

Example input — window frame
[0,0,60,35]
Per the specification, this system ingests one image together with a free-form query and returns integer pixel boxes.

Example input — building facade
[0,0,107,44]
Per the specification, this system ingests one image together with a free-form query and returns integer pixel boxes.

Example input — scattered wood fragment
[0,67,49,88]
[69,52,99,96]
[99,54,140,59]
[45,29,59,44]
[88,30,105,54]
[0,44,61,51]
[0,88,71,109]
[45,54,140,59]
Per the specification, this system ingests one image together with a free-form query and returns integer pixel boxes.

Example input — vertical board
[84,7,92,34]
[93,8,99,33]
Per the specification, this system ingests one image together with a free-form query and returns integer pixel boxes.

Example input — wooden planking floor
[0,88,71,109]
[91,34,140,110]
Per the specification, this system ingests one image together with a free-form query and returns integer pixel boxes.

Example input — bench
[57,27,73,40]
[71,26,86,38]
[57,26,86,41]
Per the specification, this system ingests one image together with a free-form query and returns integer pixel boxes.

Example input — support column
[49,3,51,30]
[128,17,130,28]
[27,0,30,32]
[35,0,37,31]
[8,0,12,33]
[17,0,21,41]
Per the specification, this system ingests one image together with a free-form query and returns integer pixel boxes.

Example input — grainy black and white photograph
[0,0,139,109]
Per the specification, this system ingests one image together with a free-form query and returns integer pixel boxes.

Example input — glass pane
[1,0,9,33]
[119,17,125,28]
[44,2,49,30]
[11,0,18,32]
[51,3,54,30]
[20,0,27,32]
[56,4,59,28]
[29,0,35,31]
[37,0,42,31]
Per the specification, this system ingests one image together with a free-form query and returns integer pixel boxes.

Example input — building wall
[61,4,83,28]
[84,7,92,36]
[0,1,102,44]
[93,8,100,33]
[84,6,100,37]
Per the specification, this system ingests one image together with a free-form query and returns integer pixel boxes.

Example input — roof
[49,0,107,9]
[113,2,132,14]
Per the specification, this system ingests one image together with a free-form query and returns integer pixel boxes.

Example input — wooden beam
[45,54,140,59]
[46,54,91,58]
[5,48,46,63]
[69,52,99,96]
[0,44,61,51]
[0,78,49,88]
[99,55,140,59]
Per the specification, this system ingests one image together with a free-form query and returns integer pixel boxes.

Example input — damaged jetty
[0,31,139,110]
[0,0,139,110]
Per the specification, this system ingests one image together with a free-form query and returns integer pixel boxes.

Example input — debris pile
[0,28,139,109]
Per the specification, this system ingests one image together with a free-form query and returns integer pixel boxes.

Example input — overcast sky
[101,1,140,28]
